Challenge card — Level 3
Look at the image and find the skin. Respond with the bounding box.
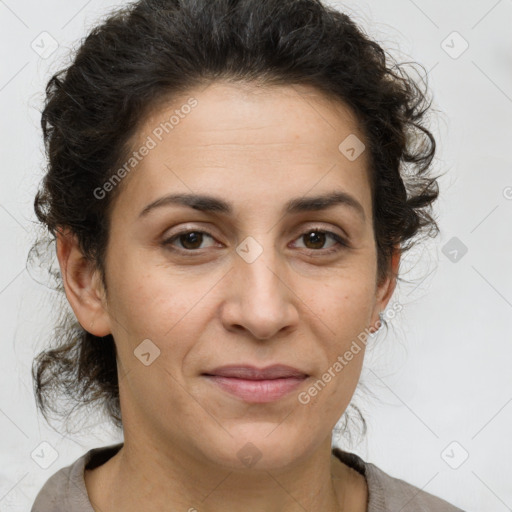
[57,81,399,512]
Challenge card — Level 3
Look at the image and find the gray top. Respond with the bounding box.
[31,443,465,511]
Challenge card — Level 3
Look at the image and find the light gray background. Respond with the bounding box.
[1,1,511,510]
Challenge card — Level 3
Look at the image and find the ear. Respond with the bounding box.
[369,246,401,332]
[56,228,112,337]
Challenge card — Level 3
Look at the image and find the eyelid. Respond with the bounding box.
[161,223,350,254]
[161,228,219,252]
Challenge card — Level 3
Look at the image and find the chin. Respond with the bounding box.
[196,424,311,471]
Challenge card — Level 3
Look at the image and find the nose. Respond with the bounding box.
[219,241,299,341]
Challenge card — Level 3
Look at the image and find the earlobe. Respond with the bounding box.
[56,228,112,337]
[371,246,401,330]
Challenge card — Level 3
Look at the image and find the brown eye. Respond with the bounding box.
[162,230,216,251]
[161,227,348,256]
[303,231,328,250]
[293,228,347,254]
[178,231,203,250]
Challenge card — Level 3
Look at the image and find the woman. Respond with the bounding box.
[30,0,463,510]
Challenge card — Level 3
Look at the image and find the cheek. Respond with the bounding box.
[106,254,220,376]
[295,344,365,437]
[107,252,196,334]
[307,272,376,341]
[300,275,373,396]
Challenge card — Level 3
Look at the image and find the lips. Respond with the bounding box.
[203,364,308,380]
[202,364,308,403]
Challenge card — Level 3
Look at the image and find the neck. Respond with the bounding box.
[85,432,363,512]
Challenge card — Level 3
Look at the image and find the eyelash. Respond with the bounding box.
[161,226,349,256]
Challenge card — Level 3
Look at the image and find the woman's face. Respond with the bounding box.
[93,81,397,469]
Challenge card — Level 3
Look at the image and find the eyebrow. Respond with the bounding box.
[138,191,366,221]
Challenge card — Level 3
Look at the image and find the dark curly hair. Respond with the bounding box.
[31,0,442,439]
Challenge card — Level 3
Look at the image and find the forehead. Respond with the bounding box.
[114,81,372,220]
